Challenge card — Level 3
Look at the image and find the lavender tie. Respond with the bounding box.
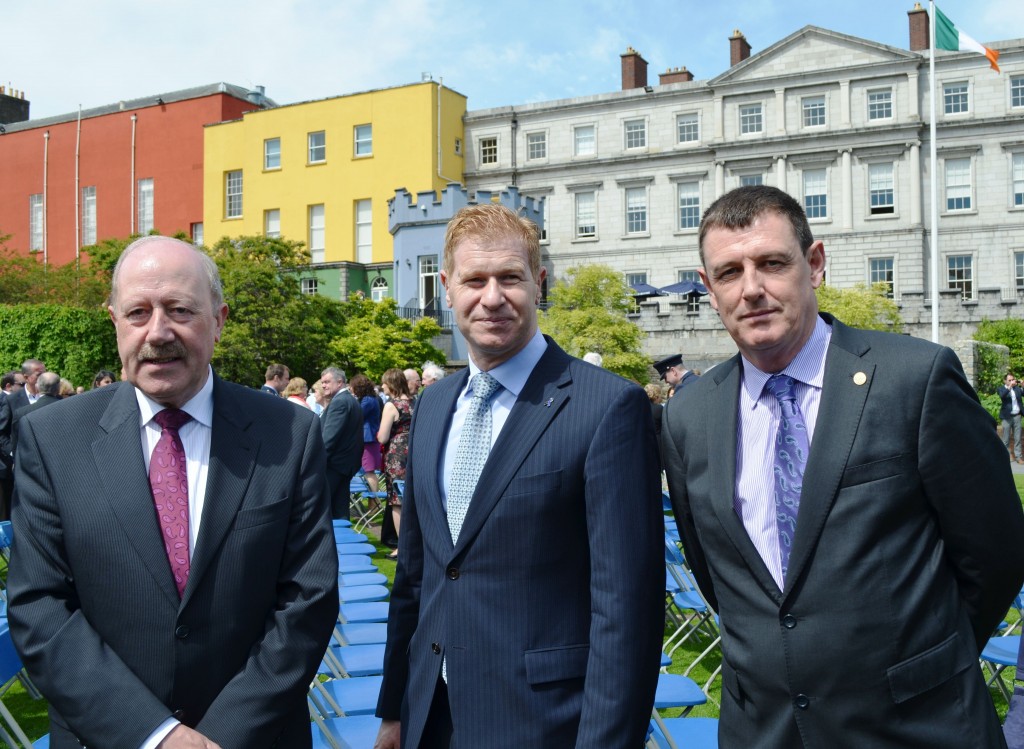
[765,375,808,582]
[150,408,192,598]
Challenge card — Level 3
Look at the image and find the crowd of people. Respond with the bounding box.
[1,190,1023,748]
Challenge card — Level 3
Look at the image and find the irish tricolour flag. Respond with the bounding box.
[934,5,1000,72]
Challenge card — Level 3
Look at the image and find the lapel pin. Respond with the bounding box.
[545,397,554,407]
[853,371,867,386]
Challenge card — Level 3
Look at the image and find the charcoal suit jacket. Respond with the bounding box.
[8,377,339,748]
[663,315,1024,748]
[377,338,664,748]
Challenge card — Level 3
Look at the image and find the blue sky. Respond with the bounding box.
[4,0,1022,121]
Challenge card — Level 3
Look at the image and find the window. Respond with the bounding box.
[301,278,319,296]
[1013,153,1024,207]
[945,158,972,211]
[869,163,895,215]
[527,132,546,160]
[574,125,595,156]
[947,255,973,299]
[803,169,827,219]
[678,270,702,313]
[677,182,700,230]
[537,199,548,243]
[575,192,596,238]
[479,137,498,165]
[943,82,969,115]
[354,124,372,156]
[740,174,763,187]
[869,257,895,297]
[138,178,155,231]
[355,199,372,264]
[191,223,203,246]
[371,275,389,302]
[624,119,646,149]
[802,96,826,128]
[454,138,463,155]
[308,131,326,163]
[224,172,241,219]
[1012,76,1024,109]
[740,104,763,134]
[626,272,648,287]
[264,209,280,238]
[264,138,280,170]
[309,204,324,263]
[868,89,892,120]
[419,256,439,310]
[625,187,647,234]
[1015,251,1024,291]
[676,113,699,143]
[81,186,96,245]
[29,194,43,251]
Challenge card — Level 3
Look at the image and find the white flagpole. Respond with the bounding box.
[929,0,940,343]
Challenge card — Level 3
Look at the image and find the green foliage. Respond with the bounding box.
[0,247,110,309]
[974,318,1024,381]
[816,282,902,332]
[540,264,650,382]
[328,296,445,381]
[0,304,119,386]
[979,392,1001,423]
[973,340,1009,396]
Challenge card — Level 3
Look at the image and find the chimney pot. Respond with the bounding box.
[908,3,930,51]
[621,47,649,90]
[730,30,752,66]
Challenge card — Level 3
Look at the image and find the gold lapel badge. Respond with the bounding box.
[853,371,868,386]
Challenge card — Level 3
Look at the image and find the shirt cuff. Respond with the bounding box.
[139,717,179,749]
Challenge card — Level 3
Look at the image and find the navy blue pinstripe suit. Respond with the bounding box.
[377,338,664,748]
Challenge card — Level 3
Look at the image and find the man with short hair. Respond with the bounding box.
[662,185,1024,748]
[421,361,445,387]
[7,359,45,414]
[8,236,338,749]
[999,372,1023,464]
[376,203,663,749]
[653,353,698,390]
[261,363,289,396]
[404,368,421,396]
[320,366,363,520]
[11,372,62,457]
[1,371,25,396]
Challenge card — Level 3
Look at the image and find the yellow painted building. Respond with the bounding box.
[203,80,466,299]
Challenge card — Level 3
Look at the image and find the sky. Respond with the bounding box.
[3,0,1023,122]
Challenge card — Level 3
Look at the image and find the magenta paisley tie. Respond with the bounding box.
[150,408,192,598]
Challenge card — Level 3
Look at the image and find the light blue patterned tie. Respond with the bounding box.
[765,374,809,582]
[447,372,501,544]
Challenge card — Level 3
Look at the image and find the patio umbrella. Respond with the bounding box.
[658,280,708,296]
[629,282,668,299]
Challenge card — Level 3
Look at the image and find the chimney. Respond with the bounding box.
[659,66,695,85]
[247,84,266,107]
[621,47,649,90]
[908,2,930,51]
[730,29,752,66]
[0,85,30,125]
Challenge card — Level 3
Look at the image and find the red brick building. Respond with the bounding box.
[0,83,267,267]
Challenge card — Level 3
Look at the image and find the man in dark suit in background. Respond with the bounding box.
[376,204,663,749]
[261,363,289,397]
[663,186,1024,748]
[999,372,1023,464]
[8,236,338,749]
[6,359,45,415]
[10,371,62,457]
[320,366,363,520]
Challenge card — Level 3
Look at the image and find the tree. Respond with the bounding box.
[540,264,650,381]
[974,318,1024,385]
[328,295,445,381]
[0,245,110,309]
[815,282,902,332]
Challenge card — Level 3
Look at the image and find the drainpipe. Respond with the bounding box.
[130,114,138,234]
[75,105,82,273]
[510,108,518,187]
[42,130,49,270]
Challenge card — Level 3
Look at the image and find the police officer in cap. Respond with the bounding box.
[653,354,699,392]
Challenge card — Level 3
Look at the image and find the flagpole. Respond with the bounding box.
[929,0,940,343]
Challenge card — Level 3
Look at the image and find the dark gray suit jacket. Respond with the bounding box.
[663,315,1024,748]
[321,390,363,518]
[378,338,664,748]
[8,378,339,749]
[11,394,61,457]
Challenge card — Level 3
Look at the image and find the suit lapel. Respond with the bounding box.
[451,343,571,557]
[93,383,181,606]
[414,370,467,550]
[707,358,783,601]
[183,378,256,605]
[783,321,872,596]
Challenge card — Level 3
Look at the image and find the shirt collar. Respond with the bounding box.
[135,365,215,428]
[466,330,548,399]
[740,315,832,406]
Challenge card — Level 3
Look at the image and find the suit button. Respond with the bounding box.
[795,694,810,710]
[174,625,190,639]
[172,709,186,721]
[446,567,459,580]
[782,614,797,629]
[431,642,441,654]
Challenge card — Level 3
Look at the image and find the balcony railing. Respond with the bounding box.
[397,305,454,329]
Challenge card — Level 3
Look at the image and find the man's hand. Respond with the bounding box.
[158,725,222,749]
[373,719,401,749]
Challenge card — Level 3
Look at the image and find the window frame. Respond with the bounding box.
[868,162,895,216]
[943,81,970,116]
[574,191,597,239]
[308,131,326,164]
[138,177,155,231]
[479,136,498,165]
[223,172,241,220]
[676,113,699,144]
[81,185,97,246]
[946,254,974,300]
[624,186,648,235]
[802,168,828,220]
[1015,251,1024,291]
[264,208,281,239]
[573,124,596,157]
[739,103,763,135]
[308,204,325,263]
[623,118,647,150]
[301,278,319,296]
[802,95,826,129]
[1011,76,1024,109]
[867,88,893,122]
[944,157,973,212]
[264,137,281,170]
[526,131,547,161]
[868,256,895,298]
[1012,152,1024,208]
[355,199,372,264]
[29,194,43,251]
[677,182,701,231]
[354,124,372,157]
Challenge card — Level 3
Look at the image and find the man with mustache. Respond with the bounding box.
[8,235,339,748]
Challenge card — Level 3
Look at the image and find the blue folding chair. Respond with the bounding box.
[310,713,382,749]
[339,602,390,624]
[309,674,383,719]
[339,573,387,588]
[335,622,388,646]
[338,585,389,604]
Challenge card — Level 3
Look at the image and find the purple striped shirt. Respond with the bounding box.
[734,316,832,589]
